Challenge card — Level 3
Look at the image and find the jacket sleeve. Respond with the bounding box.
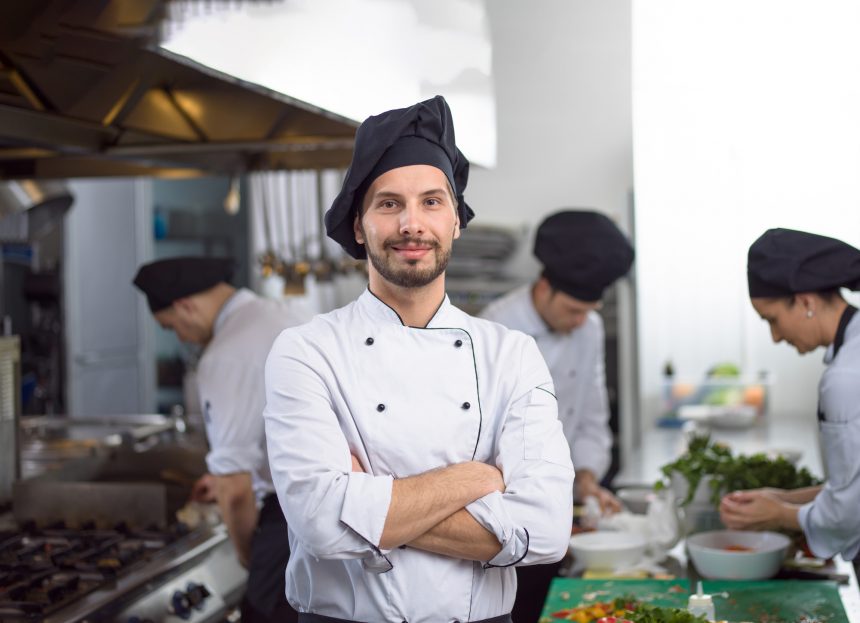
[197,357,266,477]
[465,336,575,567]
[568,315,613,480]
[263,330,394,571]
[797,367,860,560]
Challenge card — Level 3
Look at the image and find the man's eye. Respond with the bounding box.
[380,200,398,209]
[425,198,440,206]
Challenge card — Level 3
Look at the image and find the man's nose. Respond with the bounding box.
[399,204,425,236]
[770,326,782,343]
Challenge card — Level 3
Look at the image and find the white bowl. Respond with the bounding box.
[568,531,647,570]
[616,487,656,515]
[686,529,791,580]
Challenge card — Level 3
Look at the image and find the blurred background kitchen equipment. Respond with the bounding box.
[2,442,247,622]
[18,412,191,478]
[0,335,21,508]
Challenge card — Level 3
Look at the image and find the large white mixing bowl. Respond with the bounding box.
[686,529,791,580]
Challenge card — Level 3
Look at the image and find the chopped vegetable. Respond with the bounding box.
[622,603,709,623]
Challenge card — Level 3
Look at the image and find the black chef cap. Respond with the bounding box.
[325,95,474,259]
[747,228,860,298]
[534,210,635,302]
[133,257,235,313]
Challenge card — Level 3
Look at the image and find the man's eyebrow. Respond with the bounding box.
[372,191,402,199]
[371,188,449,198]
[418,188,448,197]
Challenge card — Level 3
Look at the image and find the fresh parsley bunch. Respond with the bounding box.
[654,435,820,506]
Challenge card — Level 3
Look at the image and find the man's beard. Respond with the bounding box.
[365,235,452,288]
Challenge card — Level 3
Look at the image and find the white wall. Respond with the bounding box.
[468,0,637,458]
[468,0,633,281]
[633,0,860,424]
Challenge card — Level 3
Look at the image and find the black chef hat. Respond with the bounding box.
[747,228,860,298]
[325,95,474,259]
[133,257,235,313]
[534,210,635,302]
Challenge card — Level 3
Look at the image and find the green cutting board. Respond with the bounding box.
[540,578,690,620]
[702,580,849,623]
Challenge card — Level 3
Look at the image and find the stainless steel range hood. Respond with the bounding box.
[0,0,358,180]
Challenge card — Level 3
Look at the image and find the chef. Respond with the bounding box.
[263,95,574,623]
[133,257,309,623]
[720,228,860,564]
[481,210,634,513]
[480,211,633,621]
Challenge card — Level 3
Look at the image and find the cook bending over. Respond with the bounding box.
[720,228,860,563]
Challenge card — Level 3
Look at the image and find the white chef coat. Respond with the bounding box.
[198,288,311,503]
[798,308,860,560]
[263,288,574,623]
[480,285,612,480]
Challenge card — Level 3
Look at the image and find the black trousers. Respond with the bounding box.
[510,561,563,623]
[240,494,299,623]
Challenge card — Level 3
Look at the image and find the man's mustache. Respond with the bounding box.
[383,237,440,250]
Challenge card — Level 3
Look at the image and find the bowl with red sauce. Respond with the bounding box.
[686,529,791,580]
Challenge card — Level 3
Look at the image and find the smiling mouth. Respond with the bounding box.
[387,238,437,258]
[392,246,432,260]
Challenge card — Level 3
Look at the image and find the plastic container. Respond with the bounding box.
[687,581,715,620]
[662,372,771,424]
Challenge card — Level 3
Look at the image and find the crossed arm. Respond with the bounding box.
[351,455,504,561]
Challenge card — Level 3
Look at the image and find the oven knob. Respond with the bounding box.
[186,582,211,610]
[169,590,193,620]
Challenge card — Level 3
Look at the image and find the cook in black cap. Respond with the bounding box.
[483,210,633,492]
[133,255,309,623]
[721,228,860,565]
[480,209,633,621]
[263,96,574,623]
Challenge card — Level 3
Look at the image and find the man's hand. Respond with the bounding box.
[190,473,217,504]
[575,470,621,515]
[720,489,799,531]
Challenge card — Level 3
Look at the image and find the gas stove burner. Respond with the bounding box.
[0,524,187,620]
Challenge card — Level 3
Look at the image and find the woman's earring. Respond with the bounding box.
[807,309,814,318]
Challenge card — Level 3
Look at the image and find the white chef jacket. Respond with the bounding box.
[263,289,574,622]
[798,309,860,560]
[480,285,612,480]
[198,288,311,503]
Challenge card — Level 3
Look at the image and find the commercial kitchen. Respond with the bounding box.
[1,1,860,622]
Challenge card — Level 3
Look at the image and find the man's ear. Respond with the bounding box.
[354,212,365,245]
[534,277,553,299]
[174,297,195,314]
[796,292,816,313]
